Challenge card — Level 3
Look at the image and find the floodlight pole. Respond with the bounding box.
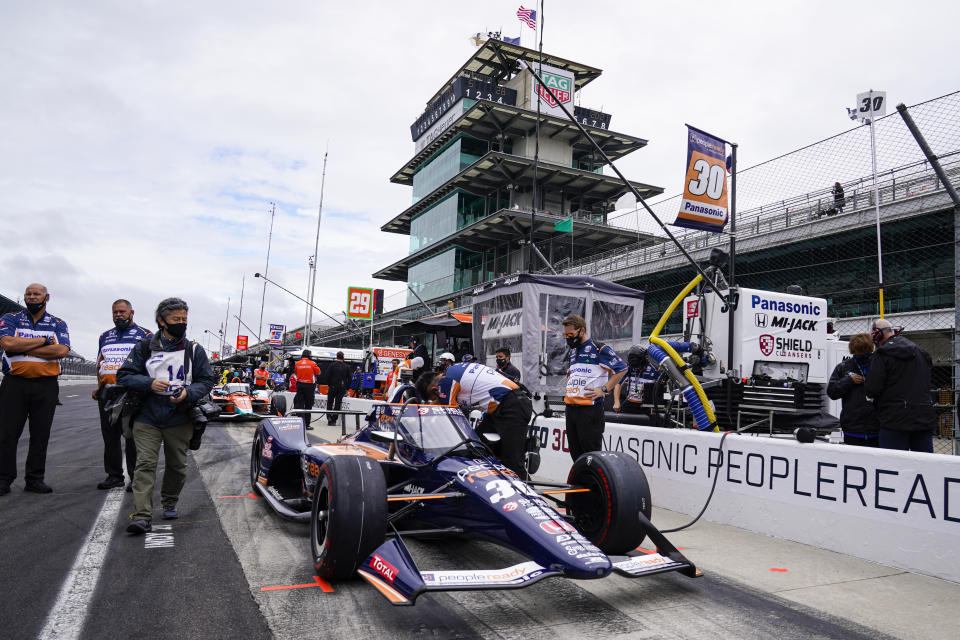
[307,148,328,347]
[236,274,245,344]
[258,202,276,341]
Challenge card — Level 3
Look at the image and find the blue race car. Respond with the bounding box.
[249,400,699,605]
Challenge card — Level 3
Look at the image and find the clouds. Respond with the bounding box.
[1,1,956,358]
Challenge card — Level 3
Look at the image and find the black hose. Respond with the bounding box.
[661,430,730,533]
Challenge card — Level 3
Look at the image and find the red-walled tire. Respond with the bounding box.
[566,451,652,554]
[310,455,387,580]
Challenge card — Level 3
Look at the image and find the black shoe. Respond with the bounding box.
[126,482,133,493]
[24,482,53,494]
[126,519,151,534]
[0,485,10,496]
[305,425,314,430]
[97,476,125,490]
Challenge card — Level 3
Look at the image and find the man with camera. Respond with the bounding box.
[116,298,214,534]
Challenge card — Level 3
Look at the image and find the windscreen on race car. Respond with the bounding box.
[376,406,472,456]
[223,383,251,395]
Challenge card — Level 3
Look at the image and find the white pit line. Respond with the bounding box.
[37,489,125,640]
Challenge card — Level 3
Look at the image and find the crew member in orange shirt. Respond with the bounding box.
[253,363,271,389]
[293,350,321,430]
[383,358,400,395]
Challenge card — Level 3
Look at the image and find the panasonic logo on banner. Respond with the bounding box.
[751,295,821,316]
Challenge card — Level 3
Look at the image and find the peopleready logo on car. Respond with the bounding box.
[420,561,550,586]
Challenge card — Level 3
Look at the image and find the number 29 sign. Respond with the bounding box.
[346,286,374,319]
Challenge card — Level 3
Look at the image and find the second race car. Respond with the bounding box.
[211,382,287,420]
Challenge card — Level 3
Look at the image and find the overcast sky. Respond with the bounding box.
[2,1,957,360]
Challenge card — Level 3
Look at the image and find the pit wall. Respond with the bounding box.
[286,393,960,583]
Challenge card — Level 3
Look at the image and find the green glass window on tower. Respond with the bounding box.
[411,135,489,203]
[409,190,509,253]
[407,247,485,306]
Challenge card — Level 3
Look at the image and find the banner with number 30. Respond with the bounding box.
[674,125,729,233]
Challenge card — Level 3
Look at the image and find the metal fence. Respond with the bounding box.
[569,91,960,454]
[339,92,960,454]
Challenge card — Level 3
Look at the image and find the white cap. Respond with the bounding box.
[439,352,455,362]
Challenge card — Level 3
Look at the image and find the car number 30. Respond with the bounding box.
[687,158,724,200]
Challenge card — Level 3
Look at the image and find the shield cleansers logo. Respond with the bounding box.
[537,72,571,107]
[759,334,774,357]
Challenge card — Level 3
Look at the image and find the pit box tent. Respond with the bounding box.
[471,274,644,397]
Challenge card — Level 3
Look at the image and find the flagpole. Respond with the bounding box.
[868,90,885,318]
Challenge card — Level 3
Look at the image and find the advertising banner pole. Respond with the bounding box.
[870,109,885,318]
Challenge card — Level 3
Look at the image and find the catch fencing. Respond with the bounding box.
[344,93,960,454]
[567,91,960,454]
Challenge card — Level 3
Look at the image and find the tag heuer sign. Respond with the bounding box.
[530,63,575,117]
[537,71,572,107]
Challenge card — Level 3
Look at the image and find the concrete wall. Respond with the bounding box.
[284,393,960,583]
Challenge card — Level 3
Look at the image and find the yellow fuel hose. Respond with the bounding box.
[649,275,719,432]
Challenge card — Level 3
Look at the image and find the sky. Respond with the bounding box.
[1,0,957,360]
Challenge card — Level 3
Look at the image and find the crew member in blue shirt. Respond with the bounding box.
[561,314,626,462]
[0,283,71,495]
[92,299,151,490]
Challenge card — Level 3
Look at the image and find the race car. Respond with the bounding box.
[211,383,286,420]
[249,400,699,605]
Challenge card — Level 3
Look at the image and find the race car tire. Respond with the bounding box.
[269,394,287,417]
[311,455,387,580]
[566,451,651,554]
[249,429,264,492]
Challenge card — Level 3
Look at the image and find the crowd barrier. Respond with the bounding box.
[284,393,960,583]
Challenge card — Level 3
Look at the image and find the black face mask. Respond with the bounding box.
[565,334,582,349]
[114,317,131,330]
[26,301,45,315]
[495,358,507,368]
[164,323,187,339]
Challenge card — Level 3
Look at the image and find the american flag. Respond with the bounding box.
[517,6,537,30]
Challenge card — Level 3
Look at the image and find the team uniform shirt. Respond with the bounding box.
[253,367,270,387]
[620,364,658,404]
[96,324,150,384]
[294,358,321,384]
[384,367,399,391]
[288,374,297,392]
[0,310,71,378]
[437,362,519,413]
[565,338,626,406]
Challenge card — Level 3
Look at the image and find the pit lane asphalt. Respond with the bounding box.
[0,384,903,639]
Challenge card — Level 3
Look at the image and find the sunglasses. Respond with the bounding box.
[563,331,580,338]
